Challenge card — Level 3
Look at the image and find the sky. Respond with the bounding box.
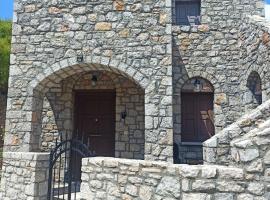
[0,0,13,20]
[0,0,270,20]
[266,0,270,19]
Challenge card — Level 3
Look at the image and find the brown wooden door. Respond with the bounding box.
[74,90,116,156]
[72,90,116,181]
[181,93,214,142]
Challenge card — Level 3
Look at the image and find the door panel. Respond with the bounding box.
[197,94,214,141]
[181,93,214,142]
[182,94,197,141]
[74,90,116,156]
[72,90,116,181]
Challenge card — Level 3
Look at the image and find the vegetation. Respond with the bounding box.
[0,20,12,91]
[0,20,11,172]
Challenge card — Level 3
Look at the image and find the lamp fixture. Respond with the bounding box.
[77,53,84,63]
[91,74,98,86]
[121,110,127,120]
[193,78,202,92]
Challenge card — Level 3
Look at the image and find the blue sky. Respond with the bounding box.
[0,0,270,20]
[0,0,13,20]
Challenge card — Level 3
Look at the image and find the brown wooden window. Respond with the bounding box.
[181,78,215,142]
[175,0,201,25]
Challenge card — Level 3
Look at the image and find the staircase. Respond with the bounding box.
[203,99,270,166]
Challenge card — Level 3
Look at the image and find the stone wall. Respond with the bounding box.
[5,0,267,164]
[80,157,270,200]
[203,15,270,166]
[231,120,270,177]
[40,71,145,159]
[239,16,270,103]
[172,0,265,163]
[172,25,236,163]
[0,152,49,200]
[172,0,264,27]
[7,0,173,162]
[204,99,270,165]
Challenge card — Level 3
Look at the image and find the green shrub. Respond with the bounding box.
[0,20,12,91]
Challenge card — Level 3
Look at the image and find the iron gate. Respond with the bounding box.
[47,136,93,200]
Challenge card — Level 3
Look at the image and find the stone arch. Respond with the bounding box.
[27,56,150,152]
[29,56,150,94]
[181,76,214,93]
[174,71,220,94]
[173,72,222,139]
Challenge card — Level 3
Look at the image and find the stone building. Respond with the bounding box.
[0,0,270,199]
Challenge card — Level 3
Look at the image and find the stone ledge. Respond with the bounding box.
[83,157,244,180]
[80,157,268,200]
[3,152,50,161]
[172,24,210,33]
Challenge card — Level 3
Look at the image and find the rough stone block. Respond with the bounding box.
[95,23,112,31]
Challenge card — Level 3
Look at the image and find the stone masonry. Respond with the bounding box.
[204,16,270,166]
[3,0,267,164]
[80,157,270,200]
[172,0,266,163]
[0,152,49,200]
[0,0,270,199]
[40,71,145,159]
[6,0,173,162]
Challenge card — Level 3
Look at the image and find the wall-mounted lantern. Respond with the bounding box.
[193,78,202,92]
[121,110,127,120]
[121,105,127,122]
[77,53,84,63]
[91,74,98,86]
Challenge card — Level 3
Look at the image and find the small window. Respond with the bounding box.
[175,0,201,25]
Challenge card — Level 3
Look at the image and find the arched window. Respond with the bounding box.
[246,71,262,107]
[181,77,215,143]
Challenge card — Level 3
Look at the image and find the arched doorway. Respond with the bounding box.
[245,71,262,111]
[40,70,146,158]
[174,77,215,164]
[29,61,147,198]
[181,77,215,143]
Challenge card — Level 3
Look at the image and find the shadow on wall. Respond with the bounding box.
[172,37,206,165]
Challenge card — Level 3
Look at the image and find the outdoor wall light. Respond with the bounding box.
[193,78,202,92]
[77,54,84,62]
[91,74,98,86]
[121,110,127,120]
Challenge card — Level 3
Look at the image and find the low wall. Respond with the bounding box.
[0,152,50,200]
[80,157,270,200]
